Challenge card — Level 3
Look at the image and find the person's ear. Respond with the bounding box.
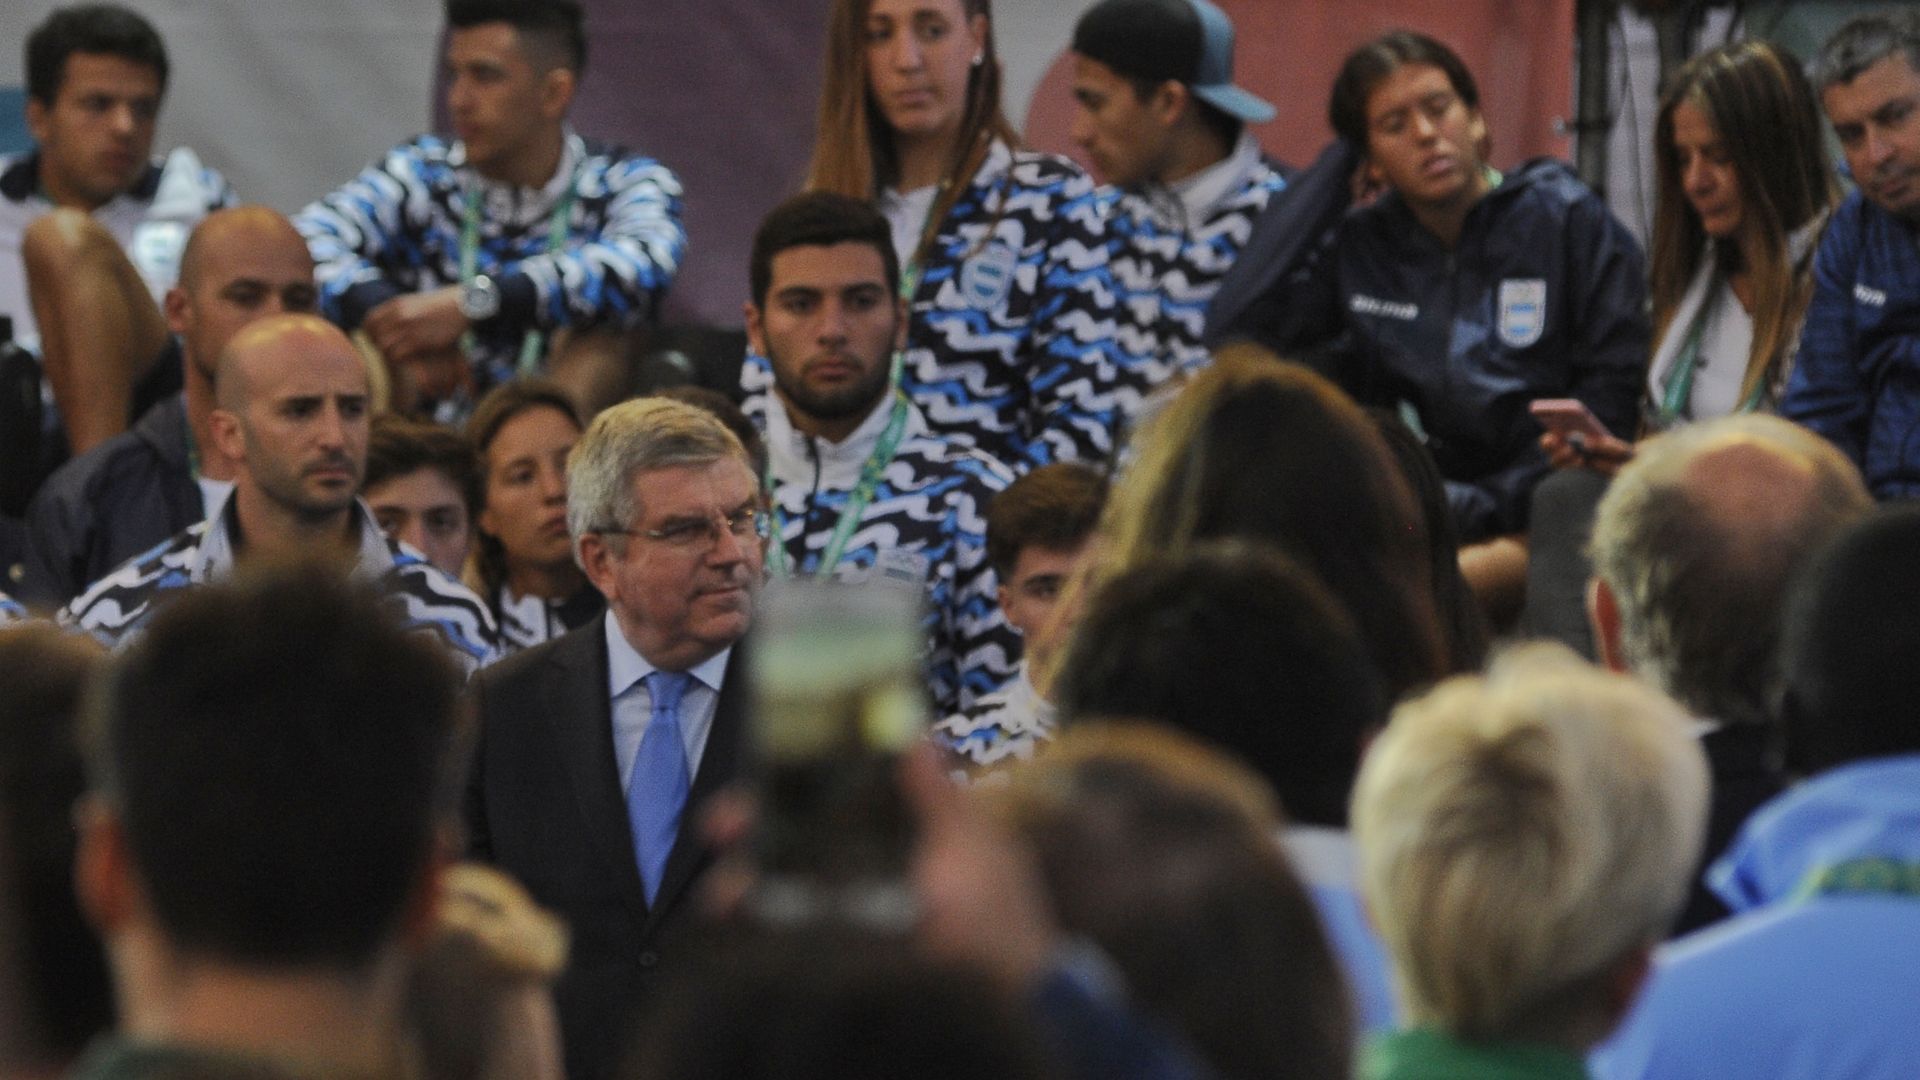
[209,407,246,466]
[577,532,618,598]
[1153,80,1188,126]
[164,286,191,337]
[743,300,767,358]
[73,797,136,936]
[1588,577,1627,673]
[891,296,909,352]
[1468,109,1491,163]
[23,97,49,146]
[397,828,455,951]
[540,66,576,122]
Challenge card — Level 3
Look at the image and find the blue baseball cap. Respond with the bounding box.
[1072,0,1276,125]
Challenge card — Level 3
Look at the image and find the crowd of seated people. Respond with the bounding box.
[1,0,1919,1078]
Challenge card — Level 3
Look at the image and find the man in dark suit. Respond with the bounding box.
[465,395,765,1080]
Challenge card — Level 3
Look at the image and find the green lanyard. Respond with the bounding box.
[458,170,578,377]
[1656,288,1767,427]
[765,382,912,580]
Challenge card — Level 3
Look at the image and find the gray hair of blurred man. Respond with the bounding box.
[1808,10,1920,93]
[1352,644,1710,1045]
[1586,413,1870,729]
[564,397,752,560]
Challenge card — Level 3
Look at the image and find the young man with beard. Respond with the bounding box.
[748,192,1018,714]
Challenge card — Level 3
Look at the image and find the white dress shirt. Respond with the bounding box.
[604,614,731,791]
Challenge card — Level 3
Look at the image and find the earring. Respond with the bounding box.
[971,53,984,67]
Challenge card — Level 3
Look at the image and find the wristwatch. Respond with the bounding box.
[459,274,501,322]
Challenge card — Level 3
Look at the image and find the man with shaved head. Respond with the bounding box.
[20,206,316,609]
[60,314,498,671]
[1587,412,1872,931]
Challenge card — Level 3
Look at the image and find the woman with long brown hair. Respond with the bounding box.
[740,0,1129,472]
[1526,41,1835,652]
[1544,39,1836,472]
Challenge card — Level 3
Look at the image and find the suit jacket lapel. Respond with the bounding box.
[645,643,752,932]
[544,620,652,929]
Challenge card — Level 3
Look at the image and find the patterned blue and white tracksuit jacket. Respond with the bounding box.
[59,495,500,676]
[295,130,685,393]
[1103,136,1288,389]
[746,141,1131,472]
[763,394,1019,714]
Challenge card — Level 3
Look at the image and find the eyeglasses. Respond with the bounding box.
[597,505,770,551]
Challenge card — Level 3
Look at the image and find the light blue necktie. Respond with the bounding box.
[627,670,693,906]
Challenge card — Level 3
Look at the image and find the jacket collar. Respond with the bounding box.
[1364,1029,1589,1080]
[0,151,164,204]
[1168,129,1267,227]
[448,128,585,226]
[132,392,193,468]
[192,492,395,585]
[763,387,928,492]
[1708,753,1920,914]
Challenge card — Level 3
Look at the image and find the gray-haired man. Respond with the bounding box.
[464,396,762,1080]
[1587,413,1871,932]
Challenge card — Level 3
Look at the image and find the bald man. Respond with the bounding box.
[60,314,499,671]
[19,207,317,608]
[1587,413,1872,933]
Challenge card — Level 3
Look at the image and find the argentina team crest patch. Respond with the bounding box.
[959,243,1018,311]
[1497,278,1547,348]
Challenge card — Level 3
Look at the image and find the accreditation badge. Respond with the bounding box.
[959,243,1018,311]
[1497,278,1548,348]
[873,548,931,589]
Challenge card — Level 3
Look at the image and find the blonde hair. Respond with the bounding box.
[1351,644,1709,1041]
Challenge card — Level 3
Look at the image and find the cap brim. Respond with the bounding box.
[1193,83,1276,124]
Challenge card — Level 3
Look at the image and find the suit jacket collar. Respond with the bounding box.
[543,619,751,929]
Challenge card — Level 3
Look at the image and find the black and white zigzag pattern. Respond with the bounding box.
[296,133,684,392]
[60,520,500,676]
[769,430,1018,715]
[929,665,1055,779]
[1105,163,1287,389]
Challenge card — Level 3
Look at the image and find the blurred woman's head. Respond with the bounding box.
[1100,346,1444,699]
[989,724,1354,1080]
[1056,543,1386,828]
[809,0,1015,227]
[1655,40,1829,253]
[466,379,585,599]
